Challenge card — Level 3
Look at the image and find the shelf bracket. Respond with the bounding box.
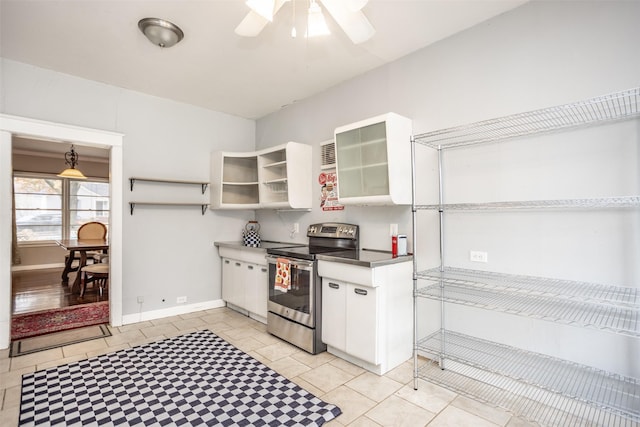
[130,202,135,215]
[201,204,208,215]
[130,178,136,191]
[201,183,208,194]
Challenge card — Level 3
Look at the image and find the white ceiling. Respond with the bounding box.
[1,0,527,122]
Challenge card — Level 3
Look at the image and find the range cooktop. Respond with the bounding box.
[266,245,358,261]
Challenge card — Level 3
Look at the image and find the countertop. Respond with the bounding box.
[316,249,412,268]
[214,241,305,251]
[215,241,411,267]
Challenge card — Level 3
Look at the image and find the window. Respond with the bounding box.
[14,173,109,243]
[69,181,110,239]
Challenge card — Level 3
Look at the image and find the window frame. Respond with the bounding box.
[13,171,110,246]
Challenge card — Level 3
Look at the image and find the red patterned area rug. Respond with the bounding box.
[11,301,109,340]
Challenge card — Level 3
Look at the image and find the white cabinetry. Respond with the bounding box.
[211,142,312,210]
[319,259,412,375]
[412,87,640,426]
[222,259,245,308]
[321,281,346,351]
[219,246,269,323]
[322,280,379,364]
[246,263,268,319]
[211,153,259,209]
[334,113,412,205]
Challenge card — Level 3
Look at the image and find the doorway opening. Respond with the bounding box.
[0,114,124,350]
[11,137,111,340]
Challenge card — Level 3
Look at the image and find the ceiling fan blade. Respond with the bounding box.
[235,0,290,37]
[235,11,269,37]
[320,0,375,44]
[347,0,368,11]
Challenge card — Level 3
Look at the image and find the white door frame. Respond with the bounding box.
[0,114,124,349]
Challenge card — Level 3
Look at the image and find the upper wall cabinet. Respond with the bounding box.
[334,113,413,206]
[211,142,312,210]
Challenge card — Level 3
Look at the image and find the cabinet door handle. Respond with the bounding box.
[248,265,254,270]
[261,268,267,273]
[224,260,230,264]
[235,262,241,266]
[354,288,368,296]
[328,282,340,289]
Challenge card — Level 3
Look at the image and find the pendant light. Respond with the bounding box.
[57,145,87,179]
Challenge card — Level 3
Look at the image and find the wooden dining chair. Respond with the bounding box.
[80,262,109,297]
[64,221,108,268]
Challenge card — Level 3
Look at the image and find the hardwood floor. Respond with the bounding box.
[11,267,109,316]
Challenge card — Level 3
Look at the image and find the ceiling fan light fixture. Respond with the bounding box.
[138,17,184,48]
[246,0,277,21]
[320,0,375,44]
[306,1,330,38]
[347,0,369,11]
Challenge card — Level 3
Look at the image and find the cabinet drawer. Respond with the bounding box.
[219,246,267,265]
[318,260,377,287]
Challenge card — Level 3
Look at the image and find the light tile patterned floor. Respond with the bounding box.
[0,307,535,426]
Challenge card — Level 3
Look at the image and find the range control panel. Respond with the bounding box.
[307,223,358,239]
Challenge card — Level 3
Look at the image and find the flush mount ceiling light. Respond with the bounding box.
[138,17,184,48]
[235,0,375,44]
[57,145,87,179]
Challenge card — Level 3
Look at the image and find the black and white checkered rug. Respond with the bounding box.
[19,329,341,426]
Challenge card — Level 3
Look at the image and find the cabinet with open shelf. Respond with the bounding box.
[211,142,311,210]
[411,87,640,426]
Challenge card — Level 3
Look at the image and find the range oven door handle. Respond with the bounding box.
[266,255,314,271]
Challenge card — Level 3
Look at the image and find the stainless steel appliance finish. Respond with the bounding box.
[266,223,359,354]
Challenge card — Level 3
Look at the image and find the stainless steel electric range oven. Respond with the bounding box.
[266,223,359,354]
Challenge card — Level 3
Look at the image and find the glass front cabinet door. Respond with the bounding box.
[334,113,412,205]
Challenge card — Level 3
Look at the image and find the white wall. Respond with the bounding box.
[254,0,640,378]
[1,59,256,318]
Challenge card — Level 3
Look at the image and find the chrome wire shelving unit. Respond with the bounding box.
[414,87,639,149]
[418,348,639,427]
[416,196,640,211]
[418,331,640,426]
[411,87,640,426]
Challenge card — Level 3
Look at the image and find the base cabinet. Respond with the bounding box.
[319,260,411,375]
[222,258,245,309]
[322,280,378,364]
[221,256,268,323]
[245,264,268,319]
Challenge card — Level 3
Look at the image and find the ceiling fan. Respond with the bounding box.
[235,0,375,44]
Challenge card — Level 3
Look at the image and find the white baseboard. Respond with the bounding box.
[11,263,65,272]
[121,299,226,326]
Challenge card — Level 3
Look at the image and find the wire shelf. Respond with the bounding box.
[415,196,640,211]
[413,87,640,149]
[416,282,639,337]
[418,331,640,425]
[418,267,639,308]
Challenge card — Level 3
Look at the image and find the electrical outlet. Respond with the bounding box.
[390,223,398,236]
[176,296,187,304]
[470,251,488,263]
[293,223,299,233]
[137,296,144,304]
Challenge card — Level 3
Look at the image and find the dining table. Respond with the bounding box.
[56,238,109,295]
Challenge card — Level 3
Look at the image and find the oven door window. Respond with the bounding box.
[268,259,312,314]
